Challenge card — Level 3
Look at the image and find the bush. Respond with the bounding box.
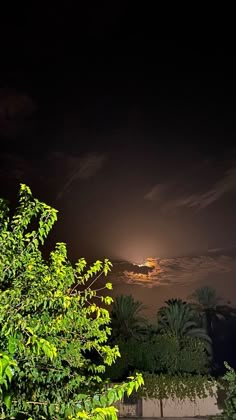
[107,333,209,381]
[220,363,236,419]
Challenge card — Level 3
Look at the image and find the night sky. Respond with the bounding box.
[0,6,235,316]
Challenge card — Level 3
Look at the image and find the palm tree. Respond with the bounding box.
[157,299,211,353]
[190,286,232,338]
[191,286,221,309]
[111,295,148,341]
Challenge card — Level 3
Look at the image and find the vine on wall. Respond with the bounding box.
[139,374,216,402]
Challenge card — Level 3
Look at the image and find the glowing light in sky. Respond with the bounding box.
[145,258,157,268]
[137,258,157,268]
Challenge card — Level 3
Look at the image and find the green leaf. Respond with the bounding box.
[4,394,11,409]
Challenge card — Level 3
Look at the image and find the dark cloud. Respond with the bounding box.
[185,166,236,209]
[0,88,35,137]
[145,165,236,211]
[56,152,106,199]
[112,261,153,276]
[144,184,167,201]
[208,247,227,254]
[0,151,106,201]
[0,153,35,184]
[110,255,235,288]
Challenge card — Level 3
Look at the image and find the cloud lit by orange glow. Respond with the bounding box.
[124,258,163,286]
[110,255,235,289]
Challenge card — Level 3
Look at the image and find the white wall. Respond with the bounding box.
[161,384,221,418]
[119,384,222,417]
[142,398,161,417]
[116,400,137,417]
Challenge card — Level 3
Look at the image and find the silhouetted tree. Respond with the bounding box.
[111,295,147,341]
[190,286,235,338]
[157,299,212,354]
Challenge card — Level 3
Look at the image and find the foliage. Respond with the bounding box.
[190,287,236,375]
[139,373,216,402]
[191,286,222,310]
[150,334,210,374]
[110,295,147,341]
[0,184,143,419]
[69,374,144,420]
[107,333,209,381]
[220,363,236,419]
[157,299,212,353]
[190,286,235,338]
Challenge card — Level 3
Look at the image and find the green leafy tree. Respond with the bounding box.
[157,299,212,353]
[107,333,209,381]
[149,334,209,374]
[110,295,147,341]
[0,185,143,419]
[220,363,236,419]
